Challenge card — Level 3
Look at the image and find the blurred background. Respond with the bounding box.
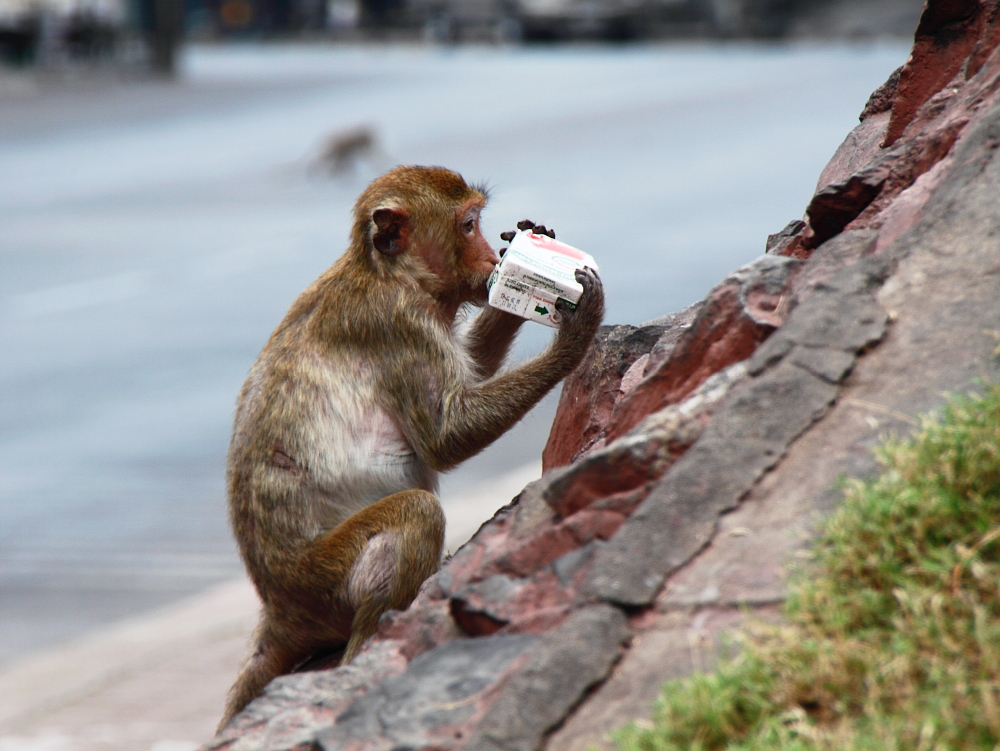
[1,0,919,737]
[0,0,924,73]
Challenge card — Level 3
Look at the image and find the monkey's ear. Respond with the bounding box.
[371,207,409,256]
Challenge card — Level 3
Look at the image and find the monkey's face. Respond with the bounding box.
[454,203,499,303]
[360,167,497,311]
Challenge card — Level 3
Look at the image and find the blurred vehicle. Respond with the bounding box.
[0,5,40,63]
[0,0,191,75]
[676,0,922,39]
[63,6,119,55]
[208,0,326,35]
[408,0,724,42]
[707,0,797,38]
[513,0,708,40]
[412,0,517,42]
[136,0,184,73]
[0,0,125,65]
[405,0,918,42]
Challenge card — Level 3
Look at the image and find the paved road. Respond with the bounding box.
[0,40,908,667]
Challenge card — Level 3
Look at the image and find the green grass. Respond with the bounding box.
[615,383,1000,751]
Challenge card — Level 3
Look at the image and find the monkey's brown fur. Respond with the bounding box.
[220,166,604,728]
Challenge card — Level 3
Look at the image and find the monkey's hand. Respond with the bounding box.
[500,220,556,246]
[555,266,604,353]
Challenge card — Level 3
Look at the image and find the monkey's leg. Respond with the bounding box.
[219,614,308,730]
[220,490,443,730]
[326,489,445,663]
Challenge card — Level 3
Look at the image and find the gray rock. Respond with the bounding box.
[765,219,806,254]
[789,346,857,383]
[586,356,841,606]
[461,605,629,751]
[318,635,538,751]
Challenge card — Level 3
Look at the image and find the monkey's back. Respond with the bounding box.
[226,271,444,587]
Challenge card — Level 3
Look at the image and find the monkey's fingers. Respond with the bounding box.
[574,267,604,302]
[574,266,598,287]
[514,220,557,239]
[499,230,516,242]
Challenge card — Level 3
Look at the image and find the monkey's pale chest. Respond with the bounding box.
[302,375,437,520]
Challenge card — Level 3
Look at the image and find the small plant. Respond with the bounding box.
[615,383,1000,751]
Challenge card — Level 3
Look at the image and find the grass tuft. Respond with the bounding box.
[614,384,1000,751]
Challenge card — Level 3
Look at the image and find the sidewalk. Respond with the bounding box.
[0,463,540,751]
[0,578,257,751]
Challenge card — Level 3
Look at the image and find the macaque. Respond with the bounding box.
[314,125,382,175]
[219,166,604,728]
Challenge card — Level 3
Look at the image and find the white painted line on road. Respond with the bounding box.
[10,271,152,319]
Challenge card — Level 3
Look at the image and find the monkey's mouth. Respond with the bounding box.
[467,269,493,301]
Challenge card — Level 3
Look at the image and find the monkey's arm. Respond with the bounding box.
[392,360,569,472]
[465,307,525,381]
[397,268,604,471]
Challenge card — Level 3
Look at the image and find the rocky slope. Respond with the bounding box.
[210,2,1000,748]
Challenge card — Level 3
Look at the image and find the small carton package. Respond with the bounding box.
[487,231,598,328]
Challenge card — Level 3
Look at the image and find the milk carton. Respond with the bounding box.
[487,231,598,328]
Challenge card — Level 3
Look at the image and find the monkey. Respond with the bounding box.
[311,125,389,176]
[219,166,604,729]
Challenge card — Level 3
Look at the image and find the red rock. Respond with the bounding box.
[563,510,625,543]
[617,355,649,397]
[449,571,575,637]
[489,524,581,578]
[802,170,886,249]
[590,485,657,516]
[543,437,665,518]
[375,600,462,661]
[814,112,891,195]
[606,284,747,441]
[438,539,487,590]
[874,154,954,252]
[449,600,507,636]
[766,220,807,256]
[542,324,667,471]
[802,110,969,250]
[605,259,796,445]
[640,305,703,376]
[885,0,987,146]
[478,506,627,582]
[849,115,968,228]
[967,2,1000,77]
[859,66,902,122]
[498,607,571,635]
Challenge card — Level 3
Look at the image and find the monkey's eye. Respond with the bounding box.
[462,217,476,235]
